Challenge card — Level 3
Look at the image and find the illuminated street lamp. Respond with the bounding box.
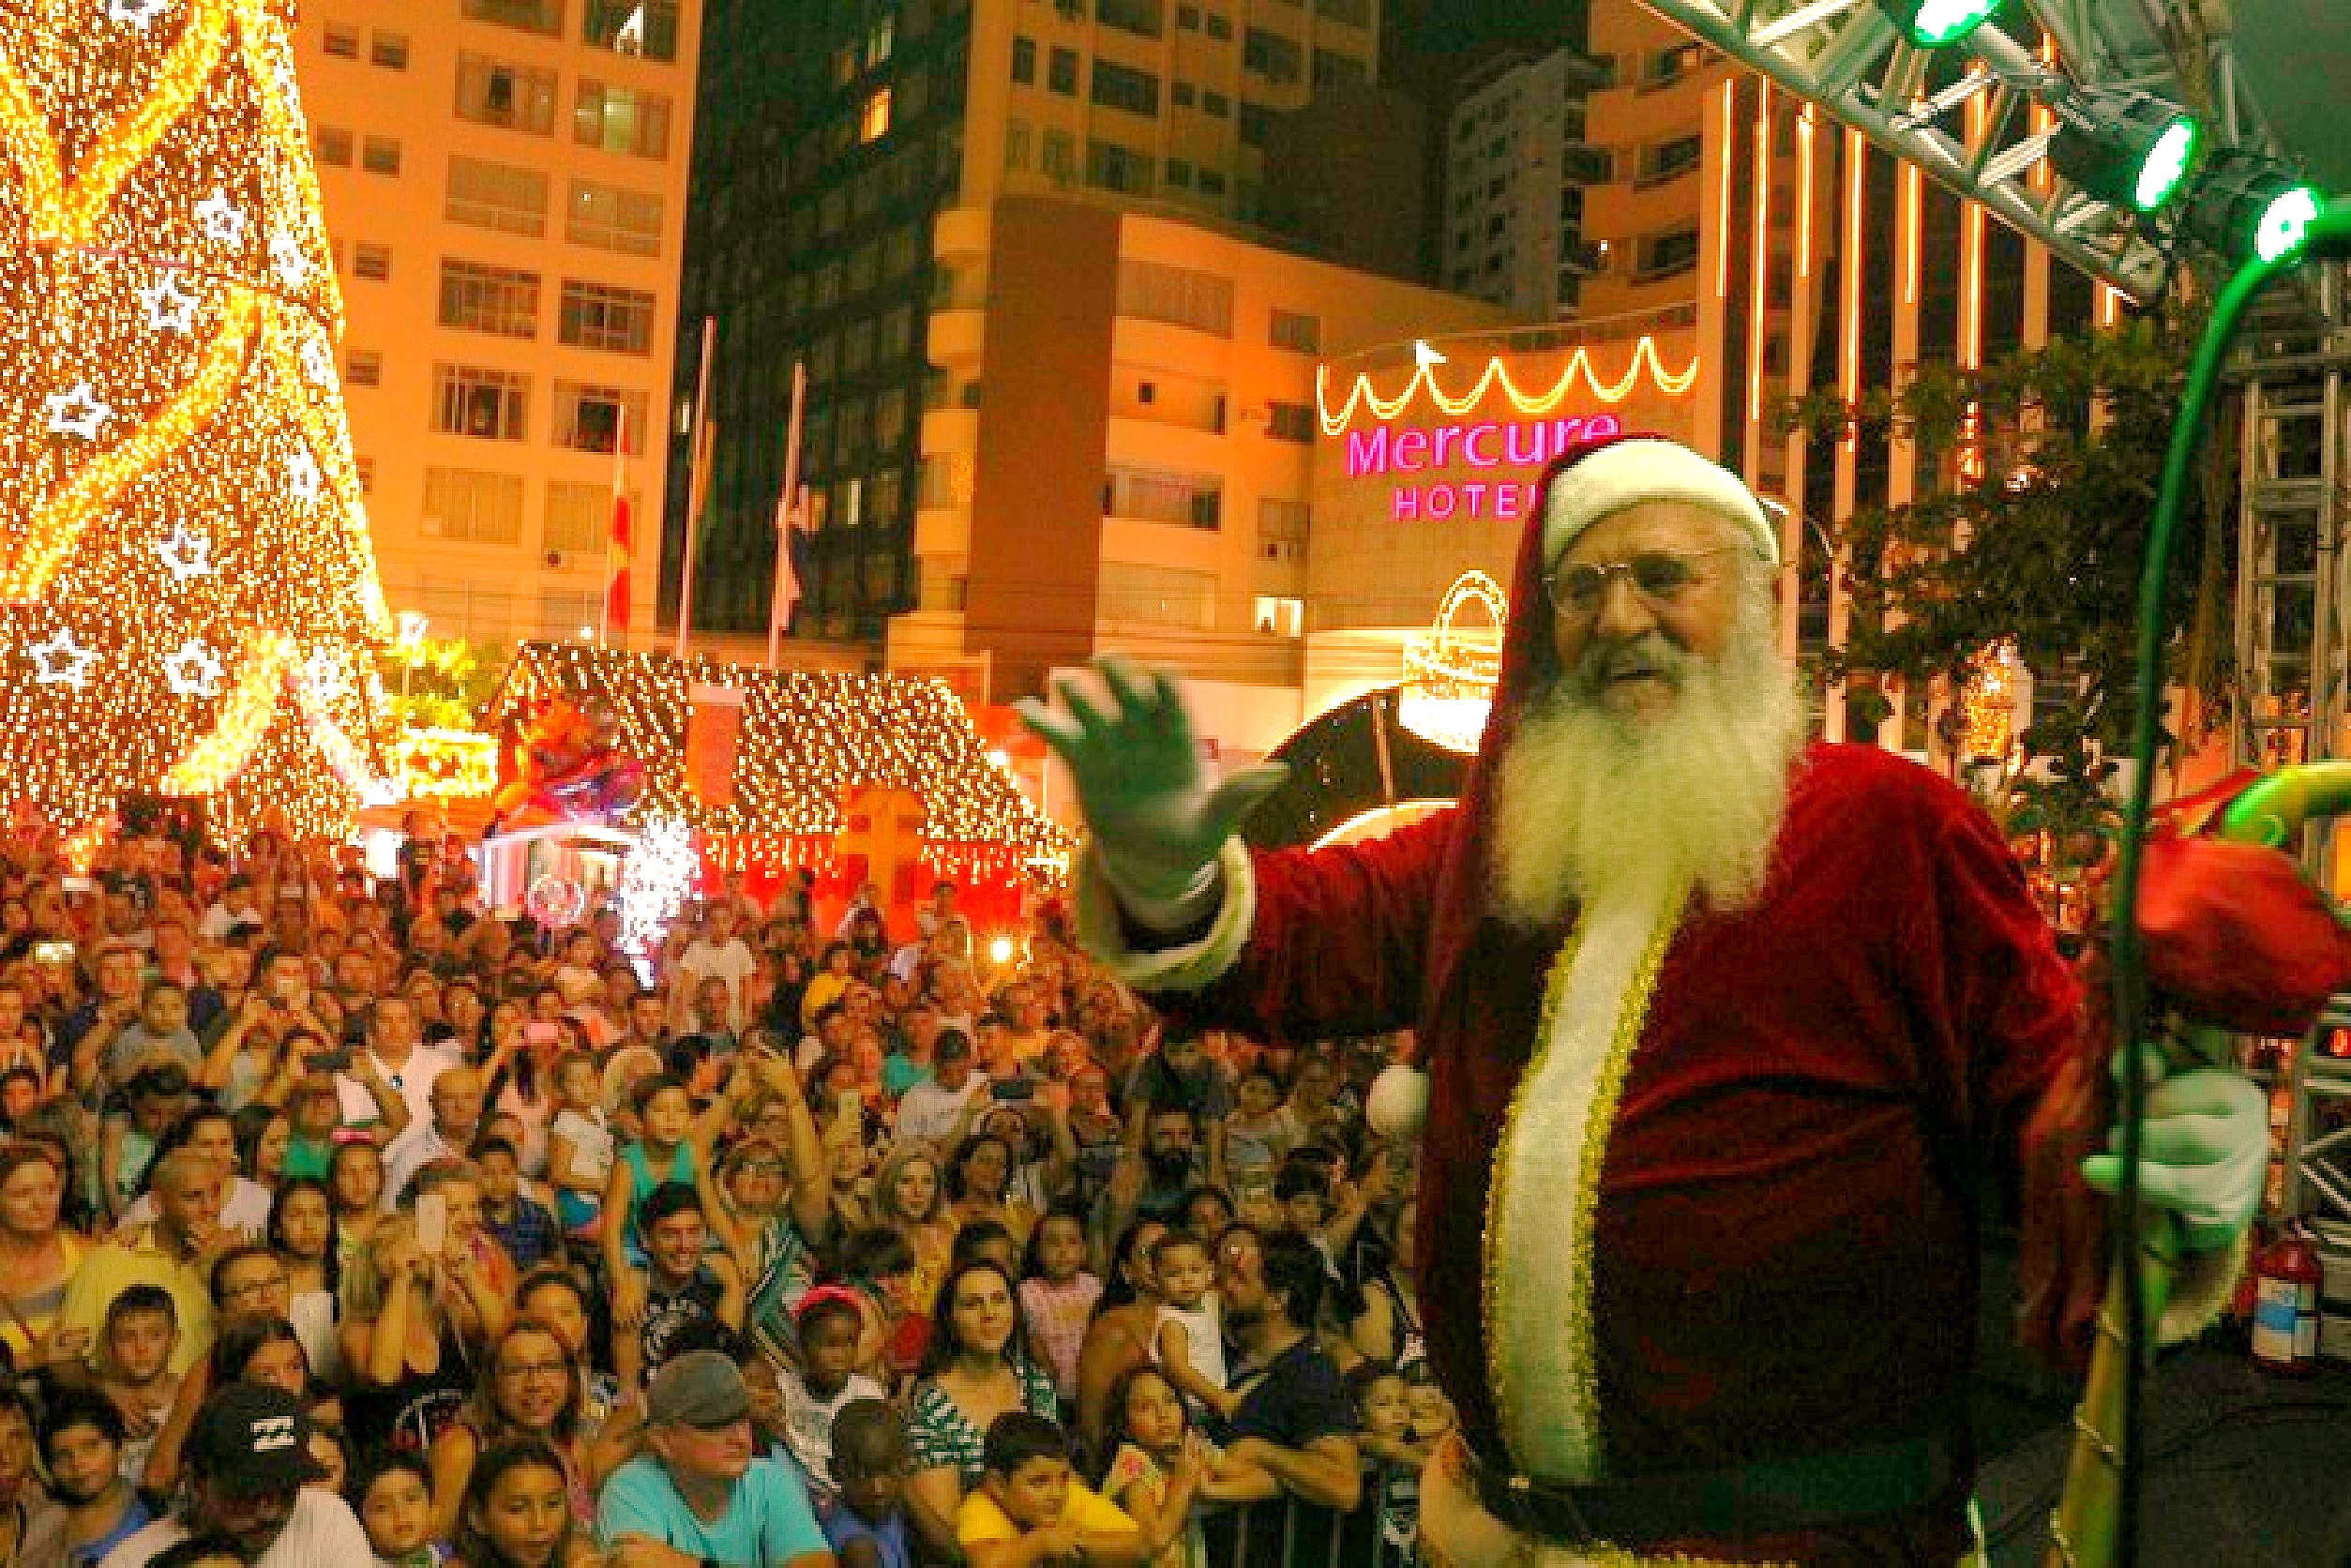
[1876,0,2002,48]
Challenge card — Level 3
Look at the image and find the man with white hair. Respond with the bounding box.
[1019,433,2343,1564]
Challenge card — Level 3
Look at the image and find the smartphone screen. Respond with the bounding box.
[414,1192,447,1256]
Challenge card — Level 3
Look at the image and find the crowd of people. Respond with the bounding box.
[0,823,1447,1567]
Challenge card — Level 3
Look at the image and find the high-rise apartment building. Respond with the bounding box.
[1439,47,1607,319]
[295,0,701,647]
[675,0,1385,649]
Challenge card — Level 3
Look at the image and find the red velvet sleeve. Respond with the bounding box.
[1898,796,2108,1370]
[1156,807,1461,1044]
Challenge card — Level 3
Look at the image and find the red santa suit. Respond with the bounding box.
[1074,435,2351,1566]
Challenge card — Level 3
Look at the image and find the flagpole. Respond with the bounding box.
[602,403,628,644]
[675,315,717,663]
[768,358,808,670]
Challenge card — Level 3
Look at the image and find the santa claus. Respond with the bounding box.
[1018,433,2351,1565]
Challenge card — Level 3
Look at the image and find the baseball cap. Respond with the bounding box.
[646,1350,751,1429]
[186,1385,326,1498]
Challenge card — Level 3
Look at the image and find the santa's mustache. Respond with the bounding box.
[1568,632,1695,704]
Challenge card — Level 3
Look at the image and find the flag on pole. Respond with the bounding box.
[603,408,632,637]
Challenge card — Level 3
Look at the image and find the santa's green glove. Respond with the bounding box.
[1015,655,1286,912]
[2081,1054,2267,1253]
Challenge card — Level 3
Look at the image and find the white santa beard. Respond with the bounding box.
[1490,605,1806,927]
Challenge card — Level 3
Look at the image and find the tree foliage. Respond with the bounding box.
[382,637,508,732]
[1783,311,2225,844]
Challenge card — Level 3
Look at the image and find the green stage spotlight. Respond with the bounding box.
[2048,96,2200,215]
[2255,185,2322,263]
[1878,0,2003,47]
[2182,149,2328,266]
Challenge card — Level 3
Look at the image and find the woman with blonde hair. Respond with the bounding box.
[426,1319,610,1541]
[871,1140,956,1336]
[339,1208,503,1457]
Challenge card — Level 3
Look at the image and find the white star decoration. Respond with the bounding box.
[298,337,334,386]
[268,233,309,292]
[194,189,246,248]
[139,272,201,335]
[27,630,97,688]
[43,384,111,441]
[287,448,322,504]
[106,0,171,27]
[162,639,224,698]
[156,521,214,582]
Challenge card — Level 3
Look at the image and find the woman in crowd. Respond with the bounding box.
[0,1139,83,1368]
[328,1138,388,1263]
[340,1212,496,1457]
[872,1140,957,1332]
[942,1131,1036,1249]
[427,1319,604,1540]
[904,1257,1062,1560]
[1077,1216,1168,1458]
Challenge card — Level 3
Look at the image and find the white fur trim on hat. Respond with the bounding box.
[1543,438,1780,566]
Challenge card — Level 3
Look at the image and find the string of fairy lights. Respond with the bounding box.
[0,0,391,840]
[491,643,1070,860]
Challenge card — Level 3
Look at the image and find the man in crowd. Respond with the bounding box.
[1021,432,2330,1562]
[382,1063,486,1204]
[54,1149,224,1375]
[595,1350,834,1568]
[99,1385,371,1567]
[337,994,453,1135]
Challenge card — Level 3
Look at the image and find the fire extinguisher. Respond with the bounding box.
[2251,1223,2324,1376]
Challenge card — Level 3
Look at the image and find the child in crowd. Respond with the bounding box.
[473,1137,558,1273]
[98,1284,180,1485]
[1148,1232,1230,1422]
[1344,1362,1424,1567]
[777,1289,887,1512]
[1407,1368,1457,1451]
[543,1052,610,1244]
[1017,1210,1101,1420]
[1096,1366,1218,1568]
[823,1399,914,1568]
[837,1225,923,1390]
[615,1180,745,1391]
[957,1412,1146,1567]
[1123,1033,1231,1186]
[454,1436,589,1568]
[356,1450,446,1568]
[1220,1066,1301,1200]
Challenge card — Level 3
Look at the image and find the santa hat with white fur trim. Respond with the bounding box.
[1541,436,1782,567]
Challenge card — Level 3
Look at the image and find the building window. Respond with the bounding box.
[314,126,353,165]
[421,468,525,545]
[1242,27,1301,83]
[542,482,615,554]
[457,55,558,133]
[1205,12,1232,38]
[538,590,605,638]
[1311,47,1365,90]
[1266,400,1315,443]
[1270,309,1319,354]
[558,279,656,354]
[1201,89,1229,117]
[1011,36,1035,83]
[574,81,671,157]
[867,14,896,68]
[323,21,360,56]
[1171,80,1196,107]
[875,387,910,452]
[1041,128,1076,185]
[1004,119,1032,172]
[446,156,550,236]
[1099,562,1215,630]
[1086,140,1153,195]
[1106,466,1221,528]
[345,350,384,387]
[1198,166,1226,194]
[1177,3,1200,25]
[1253,596,1304,636]
[1047,47,1078,96]
[1116,259,1233,335]
[1638,133,1704,186]
[565,178,663,255]
[1165,158,1192,188]
[1091,60,1160,116]
[460,0,562,36]
[1258,497,1309,561]
[438,259,541,339]
[1238,102,1272,146]
[860,87,893,143]
[1313,0,1368,23]
[433,366,530,441]
[353,243,392,280]
[1637,227,1701,278]
[1096,0,1163,38]
[582,0,678,59]
[370,31,409,68]
[355,457,376,492]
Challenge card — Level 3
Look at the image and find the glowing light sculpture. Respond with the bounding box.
[1398,572,1507,755]
[0,0,392,838]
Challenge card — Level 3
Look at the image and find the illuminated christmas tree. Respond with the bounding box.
[0,0,391,838]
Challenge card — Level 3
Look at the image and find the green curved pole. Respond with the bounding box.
[2076,201,2351,1568]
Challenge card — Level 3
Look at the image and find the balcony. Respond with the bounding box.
[928,306,986,366]
[932,205,992,264]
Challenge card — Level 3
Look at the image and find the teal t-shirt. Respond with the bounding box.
[595,1454,829,1565]
[882,1053,931,1098]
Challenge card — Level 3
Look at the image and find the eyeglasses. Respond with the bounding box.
[736,1160,786,1176]
[499,1359,570,1380]
[1544,547,1740,623]
[221,1274,288,1302]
